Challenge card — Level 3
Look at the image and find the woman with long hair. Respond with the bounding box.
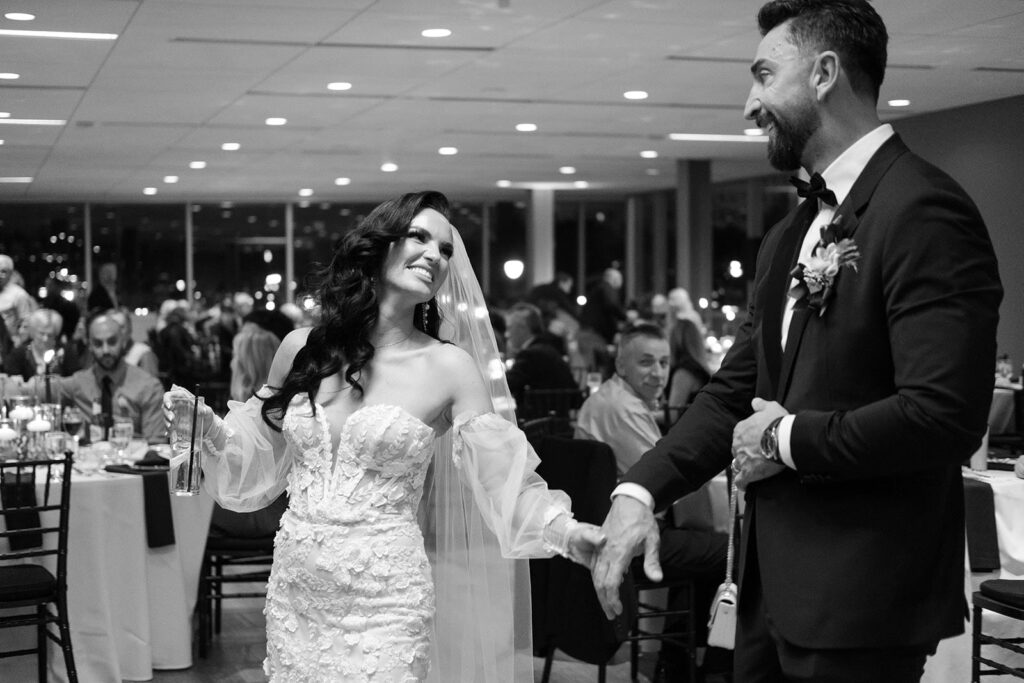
[229,320,286,402]
[165,191,602,681]
[665,316,712,422]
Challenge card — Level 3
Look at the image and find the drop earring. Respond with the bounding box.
[421,302,429,330]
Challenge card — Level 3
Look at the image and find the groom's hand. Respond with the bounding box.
[731,397,788,489]
[592,495,660,619]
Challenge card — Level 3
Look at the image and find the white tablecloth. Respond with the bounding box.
[3,466,213,682]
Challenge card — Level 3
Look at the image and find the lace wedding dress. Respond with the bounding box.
[201,393,572,682]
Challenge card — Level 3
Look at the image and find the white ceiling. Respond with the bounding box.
[1,0,1022,203]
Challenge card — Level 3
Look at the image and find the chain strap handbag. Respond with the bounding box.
[706,478,739,649]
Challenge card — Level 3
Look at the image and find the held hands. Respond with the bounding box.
[731,397,788,490]
[563,521,607,570]
[591,495,661,620]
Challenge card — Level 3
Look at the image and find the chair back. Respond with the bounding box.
[0,455,73,591]
[530,436,634,664]
[521,416,573,449]
[518,386,587,421]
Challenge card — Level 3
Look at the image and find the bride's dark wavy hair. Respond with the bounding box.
[260,190,450,430]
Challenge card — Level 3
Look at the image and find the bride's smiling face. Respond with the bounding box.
[380,208,455,302]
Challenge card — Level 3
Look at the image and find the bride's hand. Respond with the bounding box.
[161,388,215,437]
[564,522,607,570]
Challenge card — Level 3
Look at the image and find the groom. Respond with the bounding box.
[592,0,1002,680]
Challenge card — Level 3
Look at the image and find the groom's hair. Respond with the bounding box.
[757,0,888,103]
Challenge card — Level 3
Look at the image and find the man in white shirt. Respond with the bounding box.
[592,1,1002,681]
[575,322,728,679]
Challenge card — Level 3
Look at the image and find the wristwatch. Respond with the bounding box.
[760,416,785,464]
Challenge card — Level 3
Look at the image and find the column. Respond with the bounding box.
[651,191,668,294]
[185,202,195,304]
[481,202,492,297]
[83,203,93,292]
[528,188,555,286]
[576,201,586,298]
[284,203,295,304]
[625,195,639,303]
[674,159,713,299]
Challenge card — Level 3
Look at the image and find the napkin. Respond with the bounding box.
[0,471,42,550]
[963,476,999,572]
[104,464,176,548]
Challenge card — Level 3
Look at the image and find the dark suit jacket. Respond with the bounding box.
[623,135,1002,649]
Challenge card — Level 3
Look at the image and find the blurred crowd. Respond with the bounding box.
[0,250,730,418]
[0,254,314,410]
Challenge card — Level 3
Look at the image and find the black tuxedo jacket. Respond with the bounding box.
[623,135,1002,649]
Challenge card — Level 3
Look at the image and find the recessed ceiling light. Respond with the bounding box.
[438,146,458,156]
[573,181,589,189]
[496,180,512,188]
[559,166,576,175]
[381,162,398,172]
[298,188,314,197]
[163,175,179,184]
[143,187,157,196]
[744,128,764,136]
[265,117,287,126]
[0,177,32,183]
[327,82,352,91]
[515,123,537,132]
[623,90,648,100]
[221,142,240,151]
[0,29,117,40]
[669,133,768,142]
[189,161,206,169]
[0,140,4,146]
[0,73,20,80]
[888,99,911,107]
[640,150,658,159]
[334,177,351,186]
[4,13,35,21]
[0,112,8,118]
[421,28,452,38]
[0,118,66,125]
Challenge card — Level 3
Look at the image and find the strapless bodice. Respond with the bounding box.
[281,399,437,524]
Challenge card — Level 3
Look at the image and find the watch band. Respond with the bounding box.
[760,416,785,464]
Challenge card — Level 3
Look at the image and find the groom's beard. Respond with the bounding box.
[759,99,820,172]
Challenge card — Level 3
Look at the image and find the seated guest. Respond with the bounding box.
[108,309,160,378]
[575,322,729,680]
[503,302,579,407]
[665,317,712,420]
[10,312,165,443]
[229,315,292,402]
[3,308,82,380]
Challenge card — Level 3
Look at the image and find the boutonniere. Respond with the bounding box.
[789,214,860,317]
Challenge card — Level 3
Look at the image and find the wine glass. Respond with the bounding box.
[110,419,134,464]
[62,406,85,445]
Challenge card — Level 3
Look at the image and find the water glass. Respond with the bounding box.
[111,419,134,463]
[44,431,68,458]
[169,395,204,496]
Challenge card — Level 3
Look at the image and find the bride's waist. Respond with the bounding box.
[282,507,419,530]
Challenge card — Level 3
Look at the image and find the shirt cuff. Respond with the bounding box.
[778,414,796,469]
[611,482,655,510]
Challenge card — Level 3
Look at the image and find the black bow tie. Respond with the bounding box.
[790,173,837,207]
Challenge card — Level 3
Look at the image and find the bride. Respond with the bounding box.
[165,190,605,681]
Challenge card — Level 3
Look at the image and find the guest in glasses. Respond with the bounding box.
[592,2,1002,681]
[2,308,81,381]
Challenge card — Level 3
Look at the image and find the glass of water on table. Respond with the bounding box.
[168,394,205,496]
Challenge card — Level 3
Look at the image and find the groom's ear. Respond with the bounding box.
[811,51,840,101]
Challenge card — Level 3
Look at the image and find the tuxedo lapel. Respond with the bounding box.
[761,199,818,394]
[840,134,908,240]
